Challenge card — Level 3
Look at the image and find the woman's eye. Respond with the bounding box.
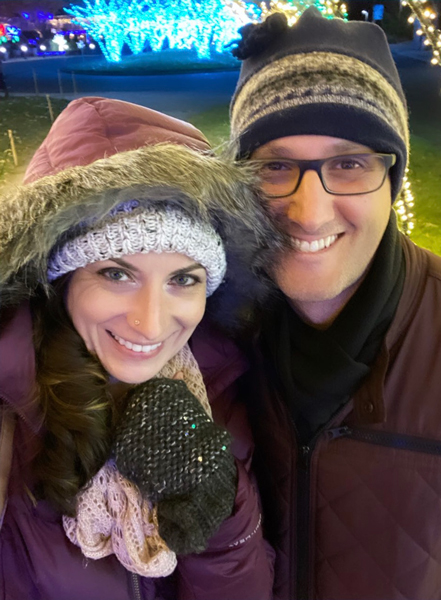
[171,273,201,287]
[98,268,131,282]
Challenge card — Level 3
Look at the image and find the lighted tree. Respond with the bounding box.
[122,0,151,54]
[67,0,257,60]
[66,0,130,61]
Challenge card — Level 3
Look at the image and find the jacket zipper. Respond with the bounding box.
[131,573,143,600]
[328,425,441,455]
[296,442,313,600]
[295,426,326,600]
[293,421,441,600]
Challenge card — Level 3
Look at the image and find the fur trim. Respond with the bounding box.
[0,143,282,322]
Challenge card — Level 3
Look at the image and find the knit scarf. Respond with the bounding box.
[261,212,405,443]
[63,344,211,577]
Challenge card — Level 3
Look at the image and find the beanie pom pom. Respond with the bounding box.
[232,13,288,60]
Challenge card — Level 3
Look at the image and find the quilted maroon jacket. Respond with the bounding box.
[245,234,441,600]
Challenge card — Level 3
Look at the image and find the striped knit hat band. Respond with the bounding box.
[231,52,409,153]
[47,201,226,296]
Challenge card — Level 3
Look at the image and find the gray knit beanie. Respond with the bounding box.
[230,8,409,201]
[47,199,226,297]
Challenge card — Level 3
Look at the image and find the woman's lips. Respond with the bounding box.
[108,331,163,355]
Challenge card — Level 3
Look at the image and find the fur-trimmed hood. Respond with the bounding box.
[0,97,280,320]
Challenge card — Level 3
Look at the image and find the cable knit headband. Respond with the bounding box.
[47,200,226,297]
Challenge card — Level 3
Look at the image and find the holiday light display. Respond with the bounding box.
[67,0,260,60]
[402,0,441,66]
[395,170,415,236]
[53,33,69,52]
[260,0,347,26]
[393,0,440,234]
[66,0,131,61]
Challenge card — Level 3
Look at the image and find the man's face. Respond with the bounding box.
[252,135,392,324]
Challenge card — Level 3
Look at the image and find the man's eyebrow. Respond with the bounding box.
[169,263,205,277]
[261,141,372,157]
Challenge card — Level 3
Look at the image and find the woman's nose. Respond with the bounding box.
[128,285,166,341]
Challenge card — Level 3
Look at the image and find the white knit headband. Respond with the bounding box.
[47,201,226,296]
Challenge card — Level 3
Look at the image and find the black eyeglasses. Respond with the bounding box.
[249,153,396,198]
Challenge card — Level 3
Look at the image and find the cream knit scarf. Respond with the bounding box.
[63,344,211,577]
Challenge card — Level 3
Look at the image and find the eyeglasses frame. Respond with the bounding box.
[249,153,397,198]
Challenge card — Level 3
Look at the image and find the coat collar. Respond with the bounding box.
[351,234,429,425]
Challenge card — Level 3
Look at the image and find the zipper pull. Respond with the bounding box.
[327,426,351,440]
[301,445,311,457]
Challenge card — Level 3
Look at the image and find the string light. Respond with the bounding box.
[399,1,440,234]
[402,0,441,67]
[395,169,415,236]
[66,0,129,62]
[259,0,347,27]
[66,0,260,61]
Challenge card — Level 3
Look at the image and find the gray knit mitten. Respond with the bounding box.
[114,379,237,555]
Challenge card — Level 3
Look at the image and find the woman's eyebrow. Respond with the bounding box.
[169,263,205,277]
[109,257,141,272]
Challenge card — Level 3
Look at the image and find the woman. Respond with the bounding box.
[0,97,275,600]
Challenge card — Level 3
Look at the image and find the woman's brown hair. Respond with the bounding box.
[31,277,128,515]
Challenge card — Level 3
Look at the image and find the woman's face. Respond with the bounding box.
[66,252,207,384]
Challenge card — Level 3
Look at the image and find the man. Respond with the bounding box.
[227,7,441,600]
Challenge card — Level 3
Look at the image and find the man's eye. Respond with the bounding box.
[338,160,361,170]
[329,156,368,170]
[261,161,294,172]
[98,268,130,282]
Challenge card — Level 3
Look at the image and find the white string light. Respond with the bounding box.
[402,0,441,66]
[259,0,347,26]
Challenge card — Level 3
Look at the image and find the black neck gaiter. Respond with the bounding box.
[261,211,405,443]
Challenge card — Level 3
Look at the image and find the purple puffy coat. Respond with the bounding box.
[0,305,274,600]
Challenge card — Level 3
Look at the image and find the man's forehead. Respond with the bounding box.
[254,136,374,158]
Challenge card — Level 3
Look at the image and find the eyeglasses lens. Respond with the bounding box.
[259,154,388,197]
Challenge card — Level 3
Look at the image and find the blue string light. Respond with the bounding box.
[67,0,261,62]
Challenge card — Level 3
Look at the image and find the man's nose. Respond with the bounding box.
[128,284,166,341]
[284,170,335,232]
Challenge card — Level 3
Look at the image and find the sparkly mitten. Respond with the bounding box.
[114,379,237,555]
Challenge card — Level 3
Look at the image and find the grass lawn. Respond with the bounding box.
[1,98,441,256]
[407,135,441,255]
[0,97,70,187]
[63,49,241,76]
